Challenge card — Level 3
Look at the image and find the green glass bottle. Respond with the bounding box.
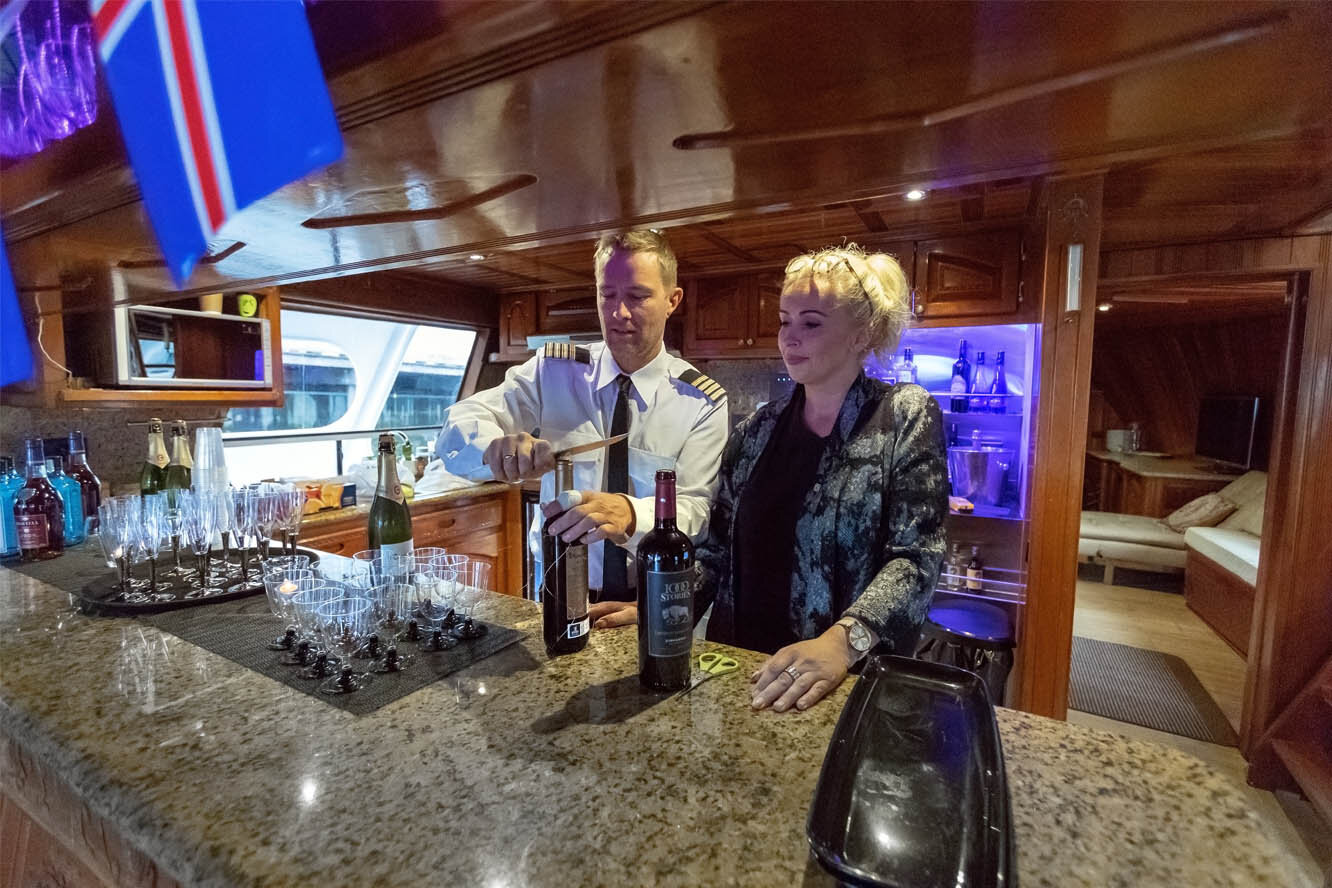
[163,421,192,492]
[139,418,169,495]
[367,433,413,556]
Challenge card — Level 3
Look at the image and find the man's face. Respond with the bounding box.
[596,249,682,373]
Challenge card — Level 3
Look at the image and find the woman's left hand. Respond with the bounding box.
[750,629,854,712]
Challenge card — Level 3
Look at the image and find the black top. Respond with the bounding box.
[732,391,827,654]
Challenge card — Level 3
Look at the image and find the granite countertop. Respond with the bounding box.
[300,480,510,528]
[1087,450,1241,482]
[0,564,1309,887]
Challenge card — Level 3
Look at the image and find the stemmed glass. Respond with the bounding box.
[288,583,346,674]
[99,496,146,599]
[162,489,190,578]
[412,565,458,650]
[263,568,314,650]
[453,560,492,639]
[279,486,305,556]
[212,490,237,579]
[137,493,172,600]
[314,597,375,694]
[364,583,415,672]
[235,487,262,581]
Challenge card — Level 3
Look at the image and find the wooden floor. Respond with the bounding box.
[1069,577,1331,884]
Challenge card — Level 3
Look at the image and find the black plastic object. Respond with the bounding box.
[806,655,1017,888]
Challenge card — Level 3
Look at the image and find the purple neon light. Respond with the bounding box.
[1,1,99,159]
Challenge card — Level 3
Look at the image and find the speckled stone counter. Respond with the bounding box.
[0,565,1310,887]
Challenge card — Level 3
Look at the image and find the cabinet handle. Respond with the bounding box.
[746,337,754,346]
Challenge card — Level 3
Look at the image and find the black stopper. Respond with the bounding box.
[385,646,399,670]
[404,619,420,641]
[339,665,355,691]
[298,640,312,665]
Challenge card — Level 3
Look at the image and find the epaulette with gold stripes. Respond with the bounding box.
[542,342,591,364]
[676,368,726,404]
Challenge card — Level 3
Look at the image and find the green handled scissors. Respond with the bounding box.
[680,652,740,696]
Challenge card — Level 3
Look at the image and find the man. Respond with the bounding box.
[435,229,728,619]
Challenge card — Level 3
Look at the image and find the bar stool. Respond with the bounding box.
[915,599,1015,705]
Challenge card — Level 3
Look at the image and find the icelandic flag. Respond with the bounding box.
[90,0,342,286]
[0,230,35,387]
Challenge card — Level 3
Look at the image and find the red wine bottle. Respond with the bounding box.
[67,430,102,528]
[542,458,591,656]
[14,438,64,562]
[637,470,694,690]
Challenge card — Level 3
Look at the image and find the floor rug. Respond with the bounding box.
[1069,635,1238,746]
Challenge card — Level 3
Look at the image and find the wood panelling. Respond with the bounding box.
[282,271,495,328]
[1185,548,1257,658]
[1100,234,1332,791]
[1090,313,1288,457]
[1013,174,1104,719]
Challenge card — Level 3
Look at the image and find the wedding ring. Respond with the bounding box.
[784,666,801,681]
[503,454,516,461]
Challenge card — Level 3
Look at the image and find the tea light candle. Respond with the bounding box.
[279,580,298,595]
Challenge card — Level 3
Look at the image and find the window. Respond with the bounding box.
[222,309,478,485]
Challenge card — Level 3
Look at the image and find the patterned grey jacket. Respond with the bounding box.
[696,373,948,653]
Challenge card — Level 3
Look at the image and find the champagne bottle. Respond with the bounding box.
[367,433,414,556]
[949,339,971,413]
[14,438,64,562]
[969,351,990,413]
[542,457,590,656]
[988,350,1009,414]
[637,470,694,691]
[164,421,192,492]
[0,457,22,558]
[47,456,85,545]
[67,430,101,528]
[140,418,169,495]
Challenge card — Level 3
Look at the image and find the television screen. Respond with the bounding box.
[1196,395,1261,469]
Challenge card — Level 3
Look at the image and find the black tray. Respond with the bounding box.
[806,655,1017,888]
[76,547,322,617]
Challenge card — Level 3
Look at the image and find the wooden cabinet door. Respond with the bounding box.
[683,276,752,357]
[536,290,598,334]
[301,523,368,557]
[750,271,784,354]
[915,231,1020,320]
[498,292,536,360]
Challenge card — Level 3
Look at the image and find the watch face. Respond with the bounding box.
[846,622,870,651]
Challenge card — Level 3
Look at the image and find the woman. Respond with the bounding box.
[591,244,947,713]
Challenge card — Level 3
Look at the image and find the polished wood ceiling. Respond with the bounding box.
[3,1,1331,297]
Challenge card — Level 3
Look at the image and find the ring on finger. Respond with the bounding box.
[503,454,516,461]
[784,665,801,681]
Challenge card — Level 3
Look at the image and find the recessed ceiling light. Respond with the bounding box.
[1097,303,1112,312]
[467,253,486,261]
[904,189,927,201]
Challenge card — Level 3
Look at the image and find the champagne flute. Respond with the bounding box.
[314,597,375,694]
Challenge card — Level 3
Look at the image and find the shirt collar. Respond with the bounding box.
[593,342,671,397]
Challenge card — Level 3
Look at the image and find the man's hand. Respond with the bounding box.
[588,600,638,629]
[483,433,554,483]
[541,490,636,546]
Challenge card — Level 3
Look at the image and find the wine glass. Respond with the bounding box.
[288,583,346,673]
[280,485,305,556]
[263,568,314,650]
[137,493,172,600]
[453,560,492,639]
[163,490,190,578]
[211,490,237,578]
[100,496,145,599]
[314,597,375,694]
[365,582,415,672]
[412,565,458,650]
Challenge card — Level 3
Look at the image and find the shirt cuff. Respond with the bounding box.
[624,494,653,554]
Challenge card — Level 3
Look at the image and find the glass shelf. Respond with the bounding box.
[936,566,1027,605]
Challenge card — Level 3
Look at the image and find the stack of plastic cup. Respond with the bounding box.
[193,427,230,493]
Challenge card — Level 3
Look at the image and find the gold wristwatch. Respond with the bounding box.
[836,617,873,662]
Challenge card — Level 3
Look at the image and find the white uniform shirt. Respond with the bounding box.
[435,341,728,589]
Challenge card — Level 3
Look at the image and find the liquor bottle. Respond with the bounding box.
[0,457,22,558]
[367,433,414,555]
[948,423,959,447]
[14,438,64,562]
[966,546,983,591]
[163,422,192,492]
[66,430,101,528]
[988,350,1009,414]
[893,347,918,385]
[140,418,169,495]
[949,339,971,413]
[46,456,85,545]
[969,351,991,412]
[637,470,694,691]
[542,457,591,656]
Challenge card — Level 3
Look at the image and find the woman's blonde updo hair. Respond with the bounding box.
[781,243,912,360]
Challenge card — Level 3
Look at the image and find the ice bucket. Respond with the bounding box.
[947,447,1013,507]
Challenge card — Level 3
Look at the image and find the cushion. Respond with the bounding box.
[1216,470,1268,537]
[1184,527,1261,587]
[1079,511,1188,550]
[1161,493,1237,532]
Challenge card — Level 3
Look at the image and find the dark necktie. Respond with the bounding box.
[601,374,632,601]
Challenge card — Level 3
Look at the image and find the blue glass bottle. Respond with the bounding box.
[47,456,86,545]
[0,456,22,558]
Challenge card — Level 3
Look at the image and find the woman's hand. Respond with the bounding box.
[588,600,637,629]
[750,629,855,712]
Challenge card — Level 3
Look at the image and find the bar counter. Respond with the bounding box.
[0,561,1307,887]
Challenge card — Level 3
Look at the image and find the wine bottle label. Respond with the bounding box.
[379,538,414,558]
[567,617,590,639]
[645,568,693,657]
[15,514,48,549]
[950,375,967,393]
[966,568,983,590]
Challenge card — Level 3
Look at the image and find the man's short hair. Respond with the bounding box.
[593,229,678,291]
